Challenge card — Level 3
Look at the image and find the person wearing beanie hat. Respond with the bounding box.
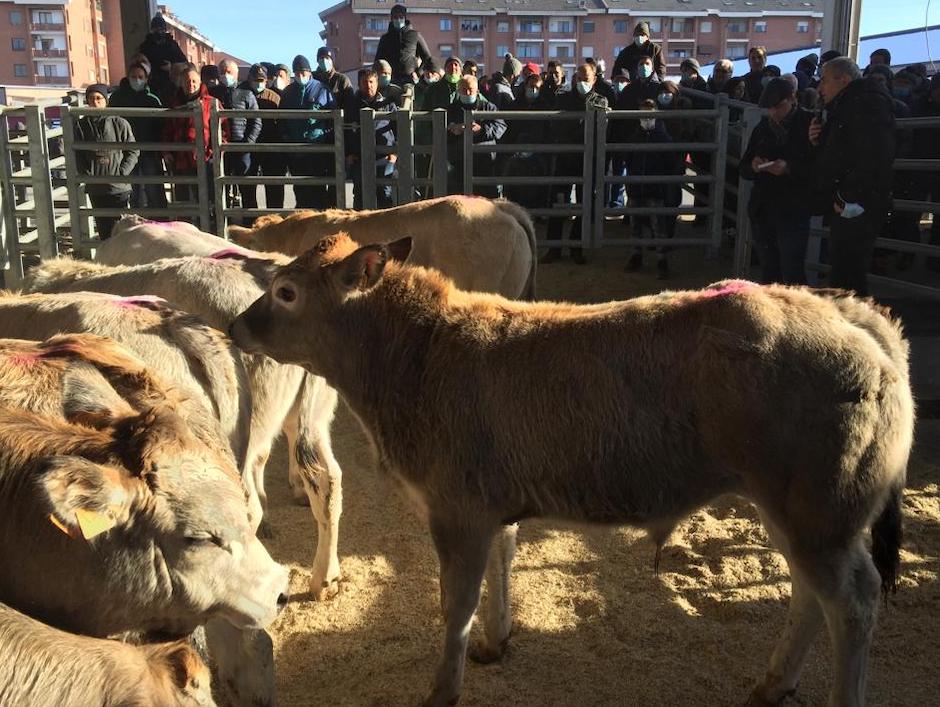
[679,57,707,92]
[739,76,814,285]
[414,55,442,109]
[74,83,138,240]
[292,54,312,74]
[612,19,665,83]
[200,64,221,88]
[503,53,523,84]
[314,47,353,104]
[271,63,291,93]
[375,2,431,85]
[136,13,185,90]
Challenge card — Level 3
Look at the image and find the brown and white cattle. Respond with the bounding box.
[230,234,914,707]
[97,215,248,263]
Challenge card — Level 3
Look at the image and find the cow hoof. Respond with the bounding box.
[311,577,341,601]
[467,638,506,664]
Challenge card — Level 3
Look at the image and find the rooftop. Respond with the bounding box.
[323,0,823,15]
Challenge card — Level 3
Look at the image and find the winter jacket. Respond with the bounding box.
[593,76,617,106]
[740,106,814,218]
[742,70,764,104]
[485,74,516,111]
[210,82,261,144]
[164,84,223,173]
[612,41,666,83]
[314,70,354,105]
[445,96,507,148]
[137,31,186,74]
[74,115,139,196]
[425,77,460,110]
[554,88,608,178]
[375,20,432,82]
[624,120,683,205]
[107,78,162,143]
[503,92,557,145]
[254,86,282,143]
[342,91,397,160]
[811,76,896,212]
[278,77,336,144]
[616,76,662,110]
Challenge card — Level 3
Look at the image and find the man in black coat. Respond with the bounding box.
[809,58,896,296]
[137,14,185,101]
[375,4,432,86]
[314,48,353,104]
[612,21,665,82]
[740,79,815,284]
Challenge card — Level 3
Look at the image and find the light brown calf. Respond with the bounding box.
[0,602,215,706]
[227,195,537,299]
[230,234,914,707]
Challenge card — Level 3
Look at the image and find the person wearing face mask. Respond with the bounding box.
[739,78,814,284]
[413,56,442,110]
[246,63,287,210]
[502,54,523,99]
[612,21,665,85]
[373,59,405,108]
[75,84,139,240]
[270,64,291,95]
[585,57,615,105]
[426,56,463,111]
[343,69,398,209]
[543,63,609,265]
[137,14,186,104]
[616,56,660,111]
[314,48,353,104]
[108,60,166,212]
[742,46,768,104]
[444,75,506,197]
[280,54,337,209]
[678,58,707,94]
[501,73,554,210]
[375,4,431,87]
[485,69,516,110]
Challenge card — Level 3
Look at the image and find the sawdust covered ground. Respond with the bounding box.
[262,247,940,706]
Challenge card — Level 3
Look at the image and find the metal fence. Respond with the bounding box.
[3,97,939,299]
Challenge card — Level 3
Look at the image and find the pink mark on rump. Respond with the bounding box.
[207,247,251,261]
[113,295,167,310]
[700,280,757,299]
[6,353,38,366]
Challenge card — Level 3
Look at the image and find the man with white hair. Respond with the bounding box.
[809,57,895,295]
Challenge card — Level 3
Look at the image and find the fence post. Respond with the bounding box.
[592,110,608,251]
[396,109,414,205]
[711,94,730,252]
[208,103,225,236]
[59,106,86,256]
[432,109,448,197]
[24,104,57,260]
[581,108,596,250]
[0,110,22,282]
[733,105,760,277]
[360,108,377,210]
[332,109,347,209]
[462,108,473,195]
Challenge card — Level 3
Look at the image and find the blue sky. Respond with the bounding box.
[167,0,936,65]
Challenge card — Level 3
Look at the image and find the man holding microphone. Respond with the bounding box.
[809,57,896,296]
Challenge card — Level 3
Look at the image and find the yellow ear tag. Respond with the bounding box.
[74,507,118,540]
[49,513,77,539]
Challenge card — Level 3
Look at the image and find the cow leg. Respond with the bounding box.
[424,517,495,707]
[292,374,343,600]
[203,619,277,707]
[748,513,824,705]
[469,523,518,664]
[281,386,311,506]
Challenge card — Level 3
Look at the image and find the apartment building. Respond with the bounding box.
[156,3,216,69]
[319,0,824,77]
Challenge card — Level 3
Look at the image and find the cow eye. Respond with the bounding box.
[185,534,223,548]
[275,285,296,303]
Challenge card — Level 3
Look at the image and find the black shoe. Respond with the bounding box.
[571,249,587,265]
[540,248,561,265]
[624,252,643,272]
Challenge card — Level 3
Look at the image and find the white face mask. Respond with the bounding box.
[129,78,147,92]
[576,80,592,95]
[275,77,288,91]
[634,35,648,47]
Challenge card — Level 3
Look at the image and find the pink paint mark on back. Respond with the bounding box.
[6,353,38,366]
[700,280,757,299]
[207,247,251,261]
[113,295,167,310]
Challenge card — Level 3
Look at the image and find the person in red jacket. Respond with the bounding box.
[163,65,225,221]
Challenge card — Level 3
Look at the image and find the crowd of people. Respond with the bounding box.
[71,7,936,295]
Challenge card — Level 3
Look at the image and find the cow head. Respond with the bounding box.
[229,233,412,375]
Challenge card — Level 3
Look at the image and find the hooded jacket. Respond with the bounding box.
[136,31,186,74]
[210,82,261,144]
[73,114,139,196]
[612,28,666,83]
[375,19,432,81]
[811,76,896,211]
[107,77,162,143]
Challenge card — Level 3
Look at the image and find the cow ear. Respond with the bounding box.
[386,236,413,263]
[227,225,255,248]
[147,641,209,692]
[62,369,135,430]
[41,456,136,540]
[337,245,388,292]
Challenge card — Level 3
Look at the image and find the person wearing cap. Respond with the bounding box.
[612,21,665,84]
[137,14,186,98]
[373,59,406,108]
[375,4,432,87]
[108,58,166,211]
[343,68,398,209]
[241,64,285,213]
[271,64,291,95]
[315,47,353,104]
[742,46,767,104]
[739,78,814,284]
[413,56,442,110]
[808,57,895,295]
[279,54,337,209]
[74,85,138,240]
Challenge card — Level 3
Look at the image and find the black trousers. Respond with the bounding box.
[258,151,287,210]
[88,191,130,240]
[828,205,888,297]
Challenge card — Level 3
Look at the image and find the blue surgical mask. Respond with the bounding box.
[129,78,146,92]
[576,80,592,95]
[459,92,476,106]
[296,74,310,86]
[525,87,539,101]
[318,58,333,73]
[615,82,627,94]
[634,35,647,47]
[657,92,673,106]
[392,18,405,29]
[224,73,236,88]
[254,81,266,93]
[638,64,652,79]
[378,75,390,88]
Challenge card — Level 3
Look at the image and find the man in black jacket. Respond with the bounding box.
[375,4,431,86]
[343,69,397,209]
[612,21,665,82]
[809,57,896,296]
[136,14,185,102]
[212,59,261,223]
[740,79,814,284]
[315,48,353,104]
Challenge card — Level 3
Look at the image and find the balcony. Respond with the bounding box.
[669,27,695,40]
[34,75,70,85]
[726,24,749,38]
[33,48,67,58]
[30,22,66,31]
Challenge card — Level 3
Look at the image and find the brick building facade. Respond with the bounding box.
[319,0,824,77]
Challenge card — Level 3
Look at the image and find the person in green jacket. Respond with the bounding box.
[108,59,166,211]
[75,84,139,240]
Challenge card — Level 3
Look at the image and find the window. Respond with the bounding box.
[364,39,379,56]
[647,19,662,33]
[727,20,747,34]
[582,46,594,60]
[88,69,96,81]
[549,19,573,33]
[516,42,541,59]
[13,64,26,77]
[10,10,22,24]
[727,45,748,59]
[700,21,713,33]
[797,21,809,33]
[754,21,767,34]
[518,20,542,33]
[439,44,453,55]
[497,20,509,32]
[669,48,688,58]
[460,42,483,60]
[613,46,623,56]
[614,20,628,34]
[98,21,105,35]
[549,44,573,59]
[35,11,56,24]
[583,21,595,33]
[365,16,386,32]
[440,18,452,31]
[11,37,25,51]
[496,44,509,57]
[460,17,483,32]
[671,19,689,33]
